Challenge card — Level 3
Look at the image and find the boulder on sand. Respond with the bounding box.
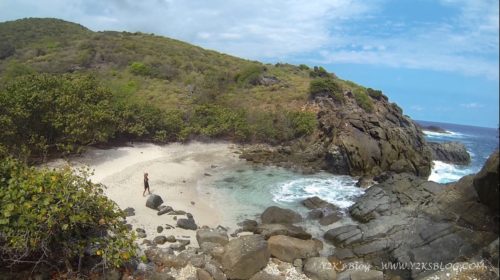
[146,194,164,210]
[196,229,229,246]
[177,217,198,230]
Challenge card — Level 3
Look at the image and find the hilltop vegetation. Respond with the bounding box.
[0,18,390,161]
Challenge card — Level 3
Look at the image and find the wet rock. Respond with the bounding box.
[196,229,229,246]
[307,209,324,219]
[146,194,164,210]
[268,235,322,263]
[261,206,302,224]
[356,176,375,188]
[318,212,342,226]
[303,257,336,280]
[221,235,270,279]
[236,219,259,233]
[428,141,471,165]
[302,196,336,210]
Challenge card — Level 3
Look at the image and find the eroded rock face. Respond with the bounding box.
[428,141,471,165]
[328,168,499,279]
[241,93,432,177]
[221,235,270,279]
[473,151,499,214]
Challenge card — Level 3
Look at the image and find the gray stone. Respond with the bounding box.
[123,207,135,217]
[349,270,384,280]
[428,141,471,165]
[261,206,302,224]
[268,235,321,263]
[303,257,336,280]
[197,269,214,280]
[157,226,163,233]
[166,235,176,243]
[221,235,270,279]
[177,218,198,230]
[302,196,336,210]
[196,229,229,246]
[146,194,164,210]
[153,235,168,245]
[158,205,174,215]
[237,219,258,232]
[255,223,312,240]
[319,212,342,226]
[473,151,499,213]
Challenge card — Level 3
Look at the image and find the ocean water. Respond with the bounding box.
[205,120,498,228]
[417,120,499,183]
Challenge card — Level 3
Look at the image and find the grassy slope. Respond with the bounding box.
[0,18,371,113]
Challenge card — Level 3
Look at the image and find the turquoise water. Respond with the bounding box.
[204,163,363,225]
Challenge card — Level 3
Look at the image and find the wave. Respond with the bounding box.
[428,160,475,184]
[272,176,364,209]
[423,130,467,139]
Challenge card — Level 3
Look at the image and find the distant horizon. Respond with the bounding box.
[1,0,498,127]
[415,119,498,130]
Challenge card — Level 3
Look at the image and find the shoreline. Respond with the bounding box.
[46,141,245,248]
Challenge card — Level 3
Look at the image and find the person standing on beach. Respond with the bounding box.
[143,172,151,196]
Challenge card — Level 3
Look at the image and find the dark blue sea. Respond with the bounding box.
[416,120,499,183]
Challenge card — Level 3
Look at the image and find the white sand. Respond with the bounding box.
[47,142,244,248]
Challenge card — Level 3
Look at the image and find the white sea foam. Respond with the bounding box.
[272,176,364,209]
[423,130,466,139]
[428,160,474,184]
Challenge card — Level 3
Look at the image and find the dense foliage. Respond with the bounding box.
[309,77,345,103]
[0,157,136,271]
[353,89,374,113]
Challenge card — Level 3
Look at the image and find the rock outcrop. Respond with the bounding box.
[428,141,471,165]
[473,151,499,214]
[327,162,499,279]
[241,92,432,177]
[268,235,322,263]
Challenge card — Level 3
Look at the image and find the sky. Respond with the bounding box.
[1,0,498,127]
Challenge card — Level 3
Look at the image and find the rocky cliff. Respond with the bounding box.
[242,89,433,177]
[326,151,499,279]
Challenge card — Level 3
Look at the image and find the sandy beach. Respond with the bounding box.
[47,141,244,248]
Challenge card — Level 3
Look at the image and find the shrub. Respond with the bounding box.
[298,64,310,70]
[309,66,331,78]
[366,88,387,101]
[235,64,265,86]
[129,61,151,76]
[353,89,374,113]
[287,111,317,137]
[309,78,344,103]
[0,158,136,271]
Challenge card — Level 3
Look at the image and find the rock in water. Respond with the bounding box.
[473,151,499,213]
[196,229,229,246]
[303,257,336,280]
[268,235,322,263]
[301,196,336,210]
[428,141,471,165]
[146,194,164,210]
[261,206,302,224]
[221,235,270,279]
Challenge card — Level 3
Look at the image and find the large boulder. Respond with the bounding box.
[268,235,322,263]
[303,257,336,280]
[255,223,312,240]
[301,196,336,210]
[473,151,499,214]
[261,206,302,224]
[428,141,471,165]
[196,229,229,246]
[146,194,164,210]
[221,235,270,279]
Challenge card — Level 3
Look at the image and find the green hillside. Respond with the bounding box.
[0,18,380,160]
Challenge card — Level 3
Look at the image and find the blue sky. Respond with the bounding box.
[1,0,498,127]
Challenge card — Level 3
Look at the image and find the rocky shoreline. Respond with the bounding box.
[87,151,498,280]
